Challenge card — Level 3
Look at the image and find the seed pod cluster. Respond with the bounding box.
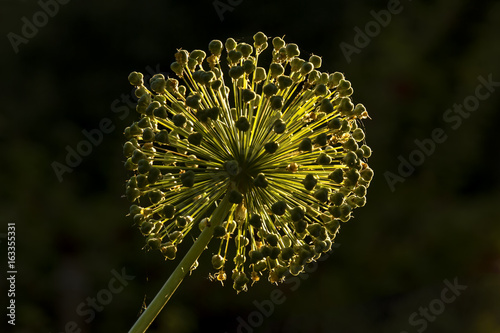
[124,32,373,292]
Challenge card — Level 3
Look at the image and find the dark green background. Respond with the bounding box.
[1,0,499,332]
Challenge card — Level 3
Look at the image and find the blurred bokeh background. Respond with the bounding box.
[1,0,499,332]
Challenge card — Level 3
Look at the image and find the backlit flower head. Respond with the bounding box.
[124,32,373,292]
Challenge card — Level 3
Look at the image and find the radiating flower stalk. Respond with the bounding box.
[124,32,373,332]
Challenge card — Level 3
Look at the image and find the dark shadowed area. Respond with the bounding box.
[1,0,499,332]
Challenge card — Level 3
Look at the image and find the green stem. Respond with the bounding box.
[128,196,232,333]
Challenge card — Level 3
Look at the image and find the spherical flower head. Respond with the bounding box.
[124,32,373,292]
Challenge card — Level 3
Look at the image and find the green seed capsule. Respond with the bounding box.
[329,72,344,87]
[360,168,374,181]
[212,254,225,269]
[315,133,328,146]
[280,247,295,261]
[209,39,223,56]
[270,96,284,110]
[188,132,203,145]
[153,106,168,119]
[148,189,163,204]
[320,99,334,114]
[343,138,358,151]
[273,118,286,133]
[228,189,243,204]
[328,118,342,130]
[330,191,345,206]
[361,145,372,158]
[272,37,285,50]
[271,200,287,215]
[309,55,322,68]
[254,173,269,188]
[290,206,305,222]
[277,75,293,90]
[137,159,151,174]
[172,114,186,127]
[325,220,340,234]
[345,169,360,184]
[264,141,279,154]
[285,43,300,58]
[148,168,161,184]
[238,43,253,58]
[328,168,344,183]
[338,97,354,114]
[314,84,327,96]
[316,152,332,165]
[300,62,314,76]
[344,151,359,168]
[307,223,322,237]
[155,130,169,144]
[269,63,284,78]
[225,37,237,51]
[314,187,329,203]
[213,225,227,238]
[136,174,148,188]
[294,219,307,233]
[229,66,245,79]
[290,58,305,72]
[263,83,278,96]
[161,205,176,219]
[228,50,243,64]
[161,244,177,260]
[128,71,144,86]
[254,67,266,82]
[241,89,256,103]
[303,174,318,191]
[140,221,153,234]
[170,62,183,76]
[142,128,154,142]
[253,32,268,46]
[249,214,262,228]
[180,170,195,187]
[298,138,313,152]
[123,141,136,157]
[352,128,365,142]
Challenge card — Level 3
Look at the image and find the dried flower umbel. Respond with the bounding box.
[125,32,373,331]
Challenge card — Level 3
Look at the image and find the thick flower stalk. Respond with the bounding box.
[124,32,373,295]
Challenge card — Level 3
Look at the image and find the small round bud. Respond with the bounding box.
[328,72,344,87]
[270,96,284,110]
[298,138,313,152]
[241,89,256,103]
[338,97,354,114]
[254,173,269,188]
[253,32,268,46]
[209,39,223,56]
[269,63,284,78]
[123,141,136,157]
[330,191,345,206]
[237,43,253,58]
[180,170,195,187]
[228,189,243,204]
[229,66,245,79]
[309,55,322,68]
[343,138,358,152]
[142,128,154,142]
[249,250,264,264]
[207,107,220,120]
[263,83,278,96]
[128,71,144,86]
[328,118,342,130]
[235,116,251,131]
[290,58,305,72]
[172,114,186,127]
[212,254,225,269]
[254,67,266,82]
[243,60,256,74]
[161,244,177,260]
[148,168,161,184]
[188,132,203,145]
[345,169,360,184]
[264,141,279,154]
[314,84,328,96]
[277,75,293,90]
[352,128,365,142]
[228,50,243,64]
[153,106,168,119]
[320,99,334,114]
[290,206,305,222]
[294,219,307,233]
[272,37,285,50]
[213,225,227,238]
[360,145,372,158]
[360,168,374,181]
[316,152,332,165]
[271,200,287,215]
[136,174,148,189]
[300,62,314,76]
[137,159,151,174]
[315,133,328,146]
[273,119,286,133]
[314,187,329,203]
[155,130,169,144]
[225,38,237,51]
[328,168,344,183]
[285,43,300,58]
[161,205,176,219]
[170,62,183,76]
[343,151,359,168]
[249,214,262,228]
[148,190,164,204]
[302,174,318,191]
